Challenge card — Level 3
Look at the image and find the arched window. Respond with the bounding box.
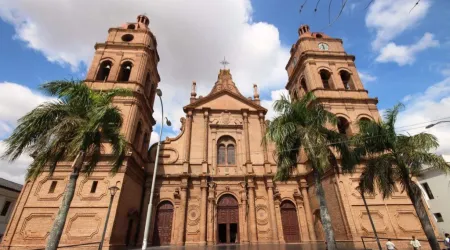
[316,34,323,38]
[359,117,371,123]
[142,132,150,153]
[339,70,353,90]
[227,145,235,165]
[134,121,142,150]
[337,117,350,135]
[145,72,152,96]
[300,78,308,92]
[118,61,133,82]
[218,145,226,165]
[95,60,112,81]
[127,24,135,30]
[319,70,331,89]
[217,136,236,166]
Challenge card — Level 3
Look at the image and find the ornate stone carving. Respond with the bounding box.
[173,188,180,200]
[77,177,109,201]
[20,213,53,240]
[35,176,66,201]
[66,213,101,239]
[359,210,388,234]
[187,205,201,226]
[395,210,422,232]
[256,205,269,225]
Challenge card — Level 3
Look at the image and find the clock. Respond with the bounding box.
[318,43,329,51]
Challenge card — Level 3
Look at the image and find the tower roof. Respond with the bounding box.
[209,69,243,96]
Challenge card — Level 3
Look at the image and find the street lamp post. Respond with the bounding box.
[98,185,120,250]
[142,89,171,250]
[425,120,450,129]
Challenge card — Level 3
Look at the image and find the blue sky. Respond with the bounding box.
[1,0,450,183]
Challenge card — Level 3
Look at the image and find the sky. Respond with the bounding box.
[0,0,450,184]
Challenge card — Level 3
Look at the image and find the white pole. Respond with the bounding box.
[142,94,164,250]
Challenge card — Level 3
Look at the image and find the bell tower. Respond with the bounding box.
[285,24,379,134]
[85,14,160,160]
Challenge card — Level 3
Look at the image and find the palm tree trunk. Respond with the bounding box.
[46,151,85,250]
[314,170,337,250]
[406,181,440,250]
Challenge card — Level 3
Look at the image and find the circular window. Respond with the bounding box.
[121,34,134,42]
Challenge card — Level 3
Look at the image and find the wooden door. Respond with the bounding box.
[152,201,173,246]
[217,195,239,244]
[280,201,300,242]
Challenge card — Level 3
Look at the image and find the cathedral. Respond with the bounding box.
[1,15,438,249]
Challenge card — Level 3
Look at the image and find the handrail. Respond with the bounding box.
[361,236,430,250]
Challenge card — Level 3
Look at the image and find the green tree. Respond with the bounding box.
[2,80,130,250]
[355,104,449,250]
[264,92,356,250]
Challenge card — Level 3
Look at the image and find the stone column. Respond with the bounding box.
[300,179,316,241]
[259,113,271,173]
[267,182,279,242]
[207,182,216,245]
[242,110,252,173]
[177,178,189,245]
[247,178,258,243]
[183,110,193,173]
[240,183,249,244]
[202,109,209,173]
[199,178,208,245]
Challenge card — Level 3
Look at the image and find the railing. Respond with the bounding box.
[31,242,100,250]
[361,236,429,250]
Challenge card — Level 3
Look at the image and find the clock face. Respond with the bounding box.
[318,43,329,51]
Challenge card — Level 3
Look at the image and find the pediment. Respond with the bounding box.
[184,90,266,112]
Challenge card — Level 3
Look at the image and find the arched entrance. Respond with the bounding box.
[152,201,173,246]
[217,194,239,244]
[280,200,300,242]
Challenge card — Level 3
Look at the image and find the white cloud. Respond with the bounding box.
[365,0,438,66]
[0,82,52,184]
[358,71,377,83]
[260,89,289,121]
[366,0,431,50]
[0,141,29,184]
[0,0,290,133]
[0,82,51,138]
[376,33,439,66]
[396,77,450,154]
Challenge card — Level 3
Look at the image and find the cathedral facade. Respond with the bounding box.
[1,16,438,249]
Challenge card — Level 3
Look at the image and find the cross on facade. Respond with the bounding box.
[220,57,230,69]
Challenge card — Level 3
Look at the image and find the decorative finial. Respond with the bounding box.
[191,81,197,97]
[253,84,260,100]
[220,57,230,69]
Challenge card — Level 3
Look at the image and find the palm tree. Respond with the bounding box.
[264,92,356,250]
[355,103,449,250]
[2,80,130,250]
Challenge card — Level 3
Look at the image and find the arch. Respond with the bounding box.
[133,121,142,150]
[141,132,150,153]
[300,77,308,92]
[118,61,133,82]
[152,201,174,246]
[315,33,323,38]
[217,194,239,244]
[127,24,136,30]
[356,114,374,121]
[280,200,300,242]
[319,69,332,89]
[95,60,112,81]
[217,135,236,166]
[337,116,351,135]
[339,70,353,90]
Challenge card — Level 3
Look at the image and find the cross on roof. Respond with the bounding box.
[220,57,230,69]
